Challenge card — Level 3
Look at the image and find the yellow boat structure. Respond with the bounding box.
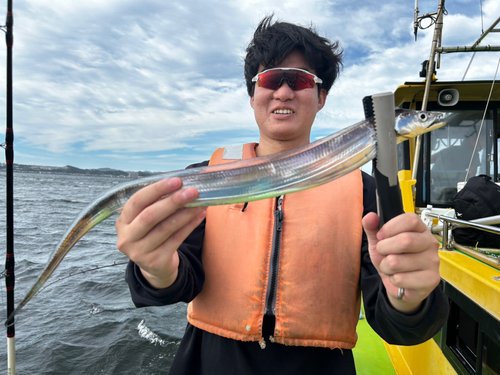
[366,1,500,374]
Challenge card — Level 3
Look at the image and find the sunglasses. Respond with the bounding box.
[252,68,323,91]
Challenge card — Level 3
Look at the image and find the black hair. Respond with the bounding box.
[244,15,343,96]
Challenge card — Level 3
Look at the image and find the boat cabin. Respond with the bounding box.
[395,80,500,208]
[390,81,500,375]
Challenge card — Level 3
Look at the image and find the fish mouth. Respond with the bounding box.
[425,120,447,132]
[394,111,448,143]
[424,111,449,130]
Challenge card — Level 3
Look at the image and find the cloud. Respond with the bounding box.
[0,0,496,171]
[314,0,500,135]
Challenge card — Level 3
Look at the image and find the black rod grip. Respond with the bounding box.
[363,93,405,227]
[373,166,404,226]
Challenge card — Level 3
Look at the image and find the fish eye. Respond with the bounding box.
[418,112,428,122]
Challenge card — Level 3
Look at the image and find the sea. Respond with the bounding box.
[0,172,187,374]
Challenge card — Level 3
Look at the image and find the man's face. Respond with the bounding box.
[250,50,327,149]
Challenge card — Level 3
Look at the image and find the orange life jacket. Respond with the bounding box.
[187,143,364,349]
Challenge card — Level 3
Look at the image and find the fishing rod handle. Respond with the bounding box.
[363,92,404,227]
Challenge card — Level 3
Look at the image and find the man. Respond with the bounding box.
[116,16,448,374]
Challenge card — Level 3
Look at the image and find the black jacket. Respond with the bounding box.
[125,165,449,375]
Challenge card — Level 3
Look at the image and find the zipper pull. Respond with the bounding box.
[259,338,267,349]
[277,212,283,231]
[276,195,284,231]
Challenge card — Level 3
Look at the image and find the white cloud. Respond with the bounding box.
[0,0,496,171]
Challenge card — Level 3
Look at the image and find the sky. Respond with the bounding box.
[0,0,499,172]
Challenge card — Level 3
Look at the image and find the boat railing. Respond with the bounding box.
[427,212,500,248]
[431,214,500,232]
[424,212,500,268]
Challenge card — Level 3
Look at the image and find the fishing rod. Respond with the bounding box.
[2,0,14,374]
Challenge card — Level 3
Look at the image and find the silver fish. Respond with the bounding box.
[8,109,446,321]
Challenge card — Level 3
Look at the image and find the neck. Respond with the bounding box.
[255,137,310,157]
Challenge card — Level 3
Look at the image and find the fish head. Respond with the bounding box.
[395,109,447,143]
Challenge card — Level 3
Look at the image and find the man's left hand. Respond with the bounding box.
[362,212,441,314]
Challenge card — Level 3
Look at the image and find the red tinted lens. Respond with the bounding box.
[257,70,316,91]
[293,72,316,90]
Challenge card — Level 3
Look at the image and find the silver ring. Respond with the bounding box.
[397,287,405,300]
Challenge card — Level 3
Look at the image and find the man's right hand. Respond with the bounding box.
[116,177,207,289]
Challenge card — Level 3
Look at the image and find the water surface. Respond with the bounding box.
[0,172,186,374]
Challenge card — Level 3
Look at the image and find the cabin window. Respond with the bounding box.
[446,300,479,374]
[441,281,500,375]
[429,110,494,205]
[482,333,500,375]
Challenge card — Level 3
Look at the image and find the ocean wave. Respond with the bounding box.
[137,320,172,347]
[89,303,103,315]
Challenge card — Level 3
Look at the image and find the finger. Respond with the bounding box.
[134,210,207,277]
[142,206,206,251]
[382,271,440,313]
[387,269,441,293]
[162,209,207,252]
[362,212,386,272]
[376,231,439,255]
[362,212,380,246]
[379,250,440,276]
[128,186,200,241]
[120,178,183,224]
[378,213,427,240]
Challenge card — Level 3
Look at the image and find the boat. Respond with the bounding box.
[2,1,499,374]
[357,1,500,374]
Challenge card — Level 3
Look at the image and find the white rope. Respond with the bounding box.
[462,51,476,81]
[464,57,500,181]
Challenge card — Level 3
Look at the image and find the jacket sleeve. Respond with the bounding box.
[124,161,209,308]
[360,172,449,345]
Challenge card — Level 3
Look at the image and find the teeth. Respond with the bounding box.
[274,109,294,115]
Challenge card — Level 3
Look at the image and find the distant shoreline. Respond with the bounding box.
[0,163,159,179]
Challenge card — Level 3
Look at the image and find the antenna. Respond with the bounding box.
[414,0,420,40]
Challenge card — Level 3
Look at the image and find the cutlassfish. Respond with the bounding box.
[7,108,446,321]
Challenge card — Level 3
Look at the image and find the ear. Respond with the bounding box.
[317,89,327,111]
[250,95,255,109]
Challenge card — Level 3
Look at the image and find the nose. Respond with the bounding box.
[272,80,295,101]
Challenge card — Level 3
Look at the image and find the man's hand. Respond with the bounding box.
[116,178,206,289]
[362,212,441,314]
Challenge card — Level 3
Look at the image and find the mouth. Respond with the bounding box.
[426,120,447,132]
[273,108,294,115]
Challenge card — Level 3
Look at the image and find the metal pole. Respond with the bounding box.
[442,220,449,249]
[427,213,500,235]
[414,0,420,40]
[4,1,15,374]
[471,16,500,49]
[433,233,500,268]
[437,45,500,53]
[412,0,445,181]
[432,214,500,232]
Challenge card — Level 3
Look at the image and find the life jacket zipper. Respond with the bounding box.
[265,195,284,316]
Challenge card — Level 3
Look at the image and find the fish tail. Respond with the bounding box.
[6,207,117,323]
